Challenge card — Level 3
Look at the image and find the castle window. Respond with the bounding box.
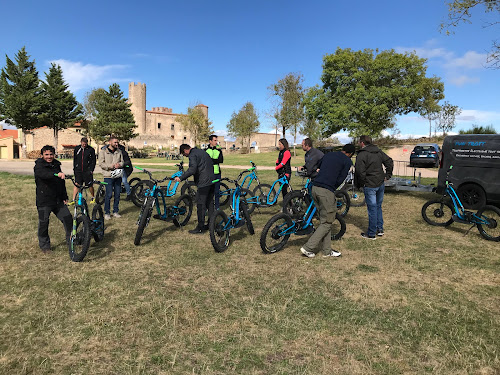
[171,135,174,139]
[183,136,187,140]
[171,124,175,131]
[158,123,161,129]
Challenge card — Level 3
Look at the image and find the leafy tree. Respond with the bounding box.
[88,83,137,144]
[0,47,42,158]
[227,102,260,152]
[437,101,462,135]
[300,115,322,142]
[176,105,213,146]
[80,87,107,137]
[40,63,82,151]
[459,124,497,133]
[441,0,500,68]
[304,48,445,139]
[269,73,305,154]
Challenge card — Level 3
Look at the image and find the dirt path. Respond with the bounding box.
[385,145,438,178]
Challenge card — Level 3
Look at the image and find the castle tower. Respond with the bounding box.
[195,103,209,119]
[128,82,146,134]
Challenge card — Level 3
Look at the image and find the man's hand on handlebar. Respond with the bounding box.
[174,177,181,183]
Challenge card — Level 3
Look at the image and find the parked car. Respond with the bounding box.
[409,143,441,167]
[437,134,500,209]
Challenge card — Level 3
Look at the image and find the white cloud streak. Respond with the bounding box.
[49,59,131,92]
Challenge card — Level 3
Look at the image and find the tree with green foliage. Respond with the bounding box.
[176,105,213,147]
[441,0,500,68]
[304,48,445,139]
[269,73,305,154]
[0,47,43,158]
[459,124,497,134]
[227,102,260,152]
[40,63,82,152]
[300,115,322,142]
[80,87,107,138]
[437,101,462,135]
[88,83,136,144]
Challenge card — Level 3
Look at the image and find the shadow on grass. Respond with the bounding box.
[139,222,183,246]
[86,228,118,261]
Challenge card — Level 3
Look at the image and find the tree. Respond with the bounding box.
[441,0,500,68]
[0,47,42,158]
[176,105,213,147]
[227,102,260,152]
[420,78,443,138]
[269,73,305,154]
[304,48,445,139]
[300,115,322,142]
[40,63,82,151]
[88,83,137,144]
[459,124,497,134]
[80,87,107,137]
[437,101,462,135]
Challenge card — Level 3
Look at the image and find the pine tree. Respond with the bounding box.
[88,83,137,143]
[40,63,82,151]
[0,47,42,158]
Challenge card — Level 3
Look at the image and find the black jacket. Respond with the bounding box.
[73,145,96,173]
[303,147,324,178]
[354,144,394,188]
[34,158,68,207]
[313,151,352,193]
[118,144,133,177]
[180,148,215,188]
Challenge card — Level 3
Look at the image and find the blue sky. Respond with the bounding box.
[1,0,499,143]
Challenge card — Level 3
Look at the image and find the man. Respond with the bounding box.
[118,142,133,201]
[99,136,124,220]
[34,145,73,253]
[300,144,355,258]
[174,144,215,234]
[300,137,324,179]
[355,135,394,239]
[205,135,223,209]
[72,137,96,204]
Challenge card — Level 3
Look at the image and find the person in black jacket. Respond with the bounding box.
[34,145,73,253]
[300,144,355,258]
[72,137,96,203]
[300,137,324,179]
[118,143,133,200]
[174,144,215,234]
[354,135,394,239]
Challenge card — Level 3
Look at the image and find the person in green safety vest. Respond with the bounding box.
[206,135,224,209]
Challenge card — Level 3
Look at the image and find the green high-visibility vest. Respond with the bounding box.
[206,147,221,174]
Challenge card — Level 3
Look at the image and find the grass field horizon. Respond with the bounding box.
[0,170,498,374]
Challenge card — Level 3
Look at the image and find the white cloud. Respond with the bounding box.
[445,51,487,69]
[49,59,131,92]
[448,75,480,86]
[457,109,500,123]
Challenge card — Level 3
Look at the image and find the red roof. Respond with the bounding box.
[0,129,19,140]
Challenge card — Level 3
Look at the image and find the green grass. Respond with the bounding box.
[0,171,498,374]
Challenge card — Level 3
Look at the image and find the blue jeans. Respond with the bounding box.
[122,173,131,195]
[364,184,385,236]
[104,178,121,214]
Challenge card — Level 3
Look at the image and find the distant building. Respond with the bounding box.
[0,126,21,159]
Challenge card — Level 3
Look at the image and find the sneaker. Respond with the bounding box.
[41,247,51,254]
[361,232,376,240]
[89,197,96,204]
[300,247,316,258]
[104,214,112,220]
[189,227,205,234]
[323,249,342,257]
[113,213,121,218]
[376,229,384,237]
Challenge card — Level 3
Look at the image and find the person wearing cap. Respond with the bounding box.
[205,135,223,210]
[300,144,355,259]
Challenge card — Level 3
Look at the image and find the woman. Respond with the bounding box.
[275,138,292,199]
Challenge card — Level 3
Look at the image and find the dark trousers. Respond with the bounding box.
[213,173,221,210]
[104,177,121,214]
[37,203,73,250]
[196,184,215,228]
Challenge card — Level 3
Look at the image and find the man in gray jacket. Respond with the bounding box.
[300,137,324,179]
[174,144,215,234]
[355,135,393,239]
[99,136,124,220]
